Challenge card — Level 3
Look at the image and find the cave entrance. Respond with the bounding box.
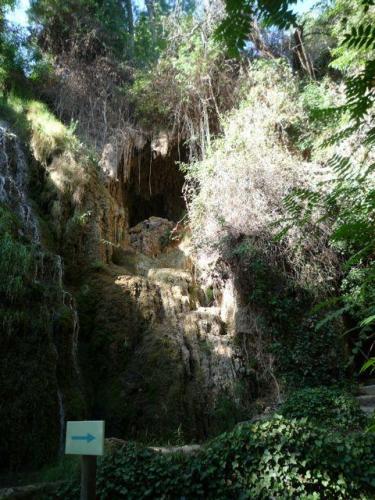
[126,141,187,227]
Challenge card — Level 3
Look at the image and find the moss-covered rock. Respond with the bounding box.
[0,206,60,469]
[77,256,250,444]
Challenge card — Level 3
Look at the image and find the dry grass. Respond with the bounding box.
[22,99,94,208]
[27,100,77,165]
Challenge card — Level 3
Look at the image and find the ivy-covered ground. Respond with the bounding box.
[51,411,375,499]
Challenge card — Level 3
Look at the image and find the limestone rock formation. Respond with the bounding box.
[0,120,253,465]
[79,220,250,441]
[129,216,174,256]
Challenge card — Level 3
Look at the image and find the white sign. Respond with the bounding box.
[65,420,105,456]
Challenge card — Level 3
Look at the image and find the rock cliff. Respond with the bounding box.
[0,120,253,468]
[78,216,250,442]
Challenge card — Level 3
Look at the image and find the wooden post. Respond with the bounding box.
[81,455,97,500]
[65,421,104,498]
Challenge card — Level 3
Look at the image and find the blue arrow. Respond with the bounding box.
[71,433,96,443]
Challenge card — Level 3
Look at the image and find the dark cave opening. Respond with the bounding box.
[126,141,187,227]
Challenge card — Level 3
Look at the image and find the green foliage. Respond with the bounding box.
[29,0,194,66]
[51,416,375,499]
[128,12,235,155]
[2,0,374,485]
[293,79,344,154]
[0,1,16,12]
[272,320,346,388]
[26,99,78,163]
[133,6,168,65]
[217,0,297,55]
[0,211,32,302]
[280,150,375,369]
[0,2,25,92]
[225,235,345,388]
[29,0,132,59]
[318,0,375,147]
[208,389,250,436]
[183,60,345,388]
[132,1,197,66]
[0,92,77,152]
[361,357,375,374]
[326,0,375,70]
[0,93,30,139]
[344,24,375,51]
[344,60,375,145]
[275,0,375,373]
[280,386,366,432]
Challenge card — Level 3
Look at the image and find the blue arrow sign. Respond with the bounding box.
[71,433,96,443]
[65,421,105,455]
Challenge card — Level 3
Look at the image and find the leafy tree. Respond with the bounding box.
[29,0,133,60]
[133,0,170,65]
[216,0,297,55]
[215,0,375,372]
[272,0,375,371]
[0,1,27,95]
[132,0,196,66]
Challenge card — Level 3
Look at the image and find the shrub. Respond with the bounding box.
[184,60,338,294]
[280,386,366,432]
[51,416,375,499]
[271,318,346,388]
[183,60,345,394]
[227,238,345,389]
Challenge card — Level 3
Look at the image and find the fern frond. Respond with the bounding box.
[315,306,350,330]
[343,24,375,50]
[360,357,375,373]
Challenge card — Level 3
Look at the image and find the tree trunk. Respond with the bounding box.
[292,26,315,80]
[123,0,134,56]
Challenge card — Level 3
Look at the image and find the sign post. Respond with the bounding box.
[65,421,105,500]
